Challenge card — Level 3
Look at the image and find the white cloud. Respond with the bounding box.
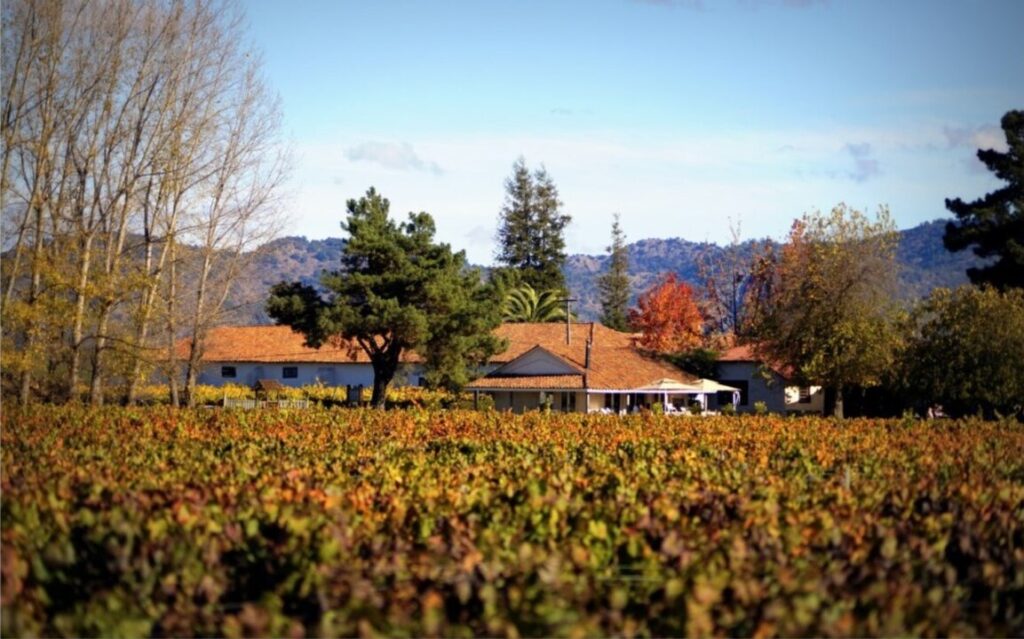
[345,141,443,175]
[285,125,992,264]
[942,124,1008,152]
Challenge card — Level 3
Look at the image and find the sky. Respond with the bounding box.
[244,0,1024,265]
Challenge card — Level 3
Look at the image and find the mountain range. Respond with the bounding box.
[225,219,982,325]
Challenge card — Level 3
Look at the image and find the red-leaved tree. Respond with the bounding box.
[628,273,704,353]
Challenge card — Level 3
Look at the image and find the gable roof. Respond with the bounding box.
[468,322,698,391]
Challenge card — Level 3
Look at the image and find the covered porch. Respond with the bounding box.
[470,378,741,415]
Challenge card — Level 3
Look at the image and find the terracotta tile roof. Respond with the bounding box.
[173,325,421,364]
[177,322,696,392]
[719,344,759,362]
[466,375,584,390]
[468,323,697,392]
[718,343,793,379]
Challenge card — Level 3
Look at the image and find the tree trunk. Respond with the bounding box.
[369,347,402,409]
[167,237,180,407]
[19,203,46,406]
[88,303,114,406]
[370,374,389,409]
[67,234,94,402]
[825,386,845,418]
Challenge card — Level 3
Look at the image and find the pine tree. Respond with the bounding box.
[944,109,1024,290]
[268,188,503,407]
[494,157,571,292]
[598,214,631,331]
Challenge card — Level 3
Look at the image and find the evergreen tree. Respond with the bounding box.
[944,109,1024,290]
[267,188,502,407]
[494,157,571,292]
[598,214,631,331]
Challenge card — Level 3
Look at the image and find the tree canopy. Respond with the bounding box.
[267,188,502,407]
[899,286,1024,419]
[598,214,631,332]
[628,273,703,354]
[0,0,286,406]
[744,205,900,417]
[944,109,1024,290]
[494,157,571,293]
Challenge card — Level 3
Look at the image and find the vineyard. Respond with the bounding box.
[2,407,1023,637]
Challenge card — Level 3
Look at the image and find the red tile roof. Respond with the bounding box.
[467,375,584,390]
[718,344,759,362]
[173,325,411,364]
[468,323,697,391]
[176,322,696,392]
[718,343,793,379]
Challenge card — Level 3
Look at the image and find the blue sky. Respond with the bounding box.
[245,0,1024,264]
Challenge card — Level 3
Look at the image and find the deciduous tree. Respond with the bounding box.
[944,109,1024,290]
[628,273,703,354]
[0,0,286,405]
[267,188,502,407]
[898,286,1024,419]
[743,204,900,417]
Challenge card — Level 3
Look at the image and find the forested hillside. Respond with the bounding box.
[226,219,982,324]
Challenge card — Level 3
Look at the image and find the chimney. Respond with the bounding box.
[563,297,577,345]
[585,339,592,369]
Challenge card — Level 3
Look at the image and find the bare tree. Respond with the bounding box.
[1,0,288,404]
[695,218,749,346]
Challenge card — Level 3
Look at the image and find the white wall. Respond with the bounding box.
[197,362,424,389]
[784,385,825,413]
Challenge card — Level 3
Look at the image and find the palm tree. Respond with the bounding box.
[502,284,569,323]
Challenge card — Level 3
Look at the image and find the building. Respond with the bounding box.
[173,325,424,389]
[714,344,824,414]
[466,323,725,414]
[175,322,731,413]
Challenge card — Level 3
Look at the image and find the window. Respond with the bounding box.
[717,380,749,406]
[282,366,298,379]
[221,366,236,379]
[603,394,623,413]
[560,392,576,412]
[798,387,812,404]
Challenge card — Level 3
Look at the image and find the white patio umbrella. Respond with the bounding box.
[689,378,741,410]
[636,378,703,412]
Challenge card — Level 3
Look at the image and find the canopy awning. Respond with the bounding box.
[688,378,740,393]
[635,377,699,392]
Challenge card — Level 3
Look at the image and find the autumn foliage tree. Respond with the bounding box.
[628,273,703,354]
[743,205,900,417]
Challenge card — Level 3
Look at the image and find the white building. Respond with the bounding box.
[176,323,731,414]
